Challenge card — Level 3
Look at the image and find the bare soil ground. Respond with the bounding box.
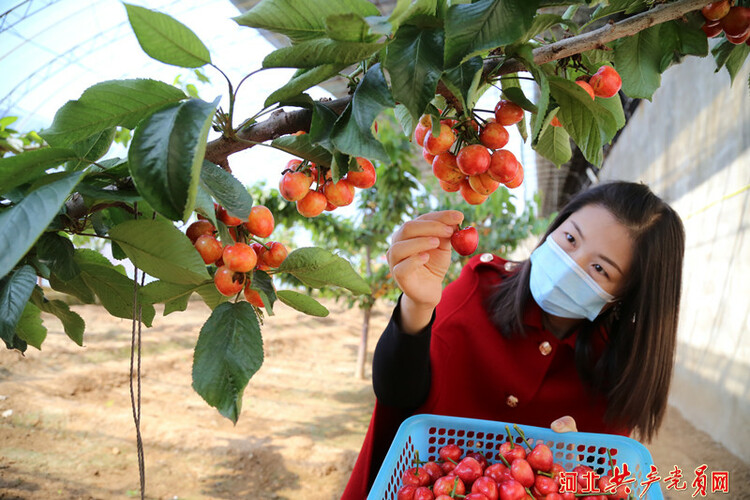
[0,299,747,499]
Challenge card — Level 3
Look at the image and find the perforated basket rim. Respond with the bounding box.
[367,413,664,500]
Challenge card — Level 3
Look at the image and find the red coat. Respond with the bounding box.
[341,253,631,499]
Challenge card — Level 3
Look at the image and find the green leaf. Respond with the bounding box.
[75,249,155,327]
[326,13,379,42]
[264,64,348,107]
[502,86,537,113]
[141,280,214,315]
[524,13,577,40]
[199,161,253,220]
[590,0,647,22]
[394,103,416,138]
[441,56,484,112]
[389,0,437,32]
[36,232,80,281]
[308,102,339,150]
[330,63,394,162]
[713,40,750,85]
[124,3,211,68]
[535,123,572,167]
[30,288,85,346]
[613,24,663,100]
[65,128,116,171]
[41,79,187,147]
[501,74,529,141]
[0,172,83,280]
[276,290,329,317]
[233,0,379,43]
[512,48,548,145]
[548,76,620,166]
[194,183,218,227]
[263,38,384,68]
[249,270,276,316]
[271,133,333,167]
[0,148,79,194]
[192,302,264,423]
[385,24,444,122]
[444,0,539,68]
[595,94,626,131]
[0,265,37,349]
[109,219,211,285]
[48,272,96,304]
[15,303,46,350]
[278,247,370,294]
[195,282,228,310]
[128,98,217,221]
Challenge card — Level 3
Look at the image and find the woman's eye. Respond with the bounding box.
[593,264,608,277]
[565,232,575,244]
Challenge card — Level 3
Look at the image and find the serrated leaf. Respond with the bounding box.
[192,301,263,423]
[441,56,484,112]
[0,265,37,349]
[278,247,370,295]
[264,64,348,107]
[444,0,539,68]
[15,303,46,350]
[330,63,394,162]
[548,76,620,167]
[389,0,438,32]
[75,250,155,327]
[195,282,228,310]
[0,172,83,280]
[36,232,80,281]
[48,272,96,304]
[309,102,339,150]
[613,24,663,100]
[65,128,116,171]
[0,148,79,194]
[41,79,186,147]
[272,134,333,167]
[124,3,211,68]
[326,13,379,42]
[194,183,219,227]
[722,42,750,85]
[141,280,214,315]
[199,161,253,220]
[394,103,416,138]
[233,0,379,43]
[249,270,276,316]
[535,122,572,166]
[128,97,217,221]
[263,38,383,68]
[30,288,85,346]
[276,290,329,317]
[385,24,444,122]
[110,219,211,285]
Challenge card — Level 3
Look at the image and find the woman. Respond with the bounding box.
[342,181,685,499]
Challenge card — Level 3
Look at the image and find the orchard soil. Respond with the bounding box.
[1,298,748,499]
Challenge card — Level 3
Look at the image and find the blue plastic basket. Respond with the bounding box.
[368,414,663,500]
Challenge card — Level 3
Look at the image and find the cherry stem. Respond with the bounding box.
[249,236,271,249]
[513,424,534,450]
[473,108,495,113]
[606,449,614,471]
[411,450,423,469]
[537,471,554,478]
[525,487,534,497]
[504,425,515,449]
[497,453,511,468]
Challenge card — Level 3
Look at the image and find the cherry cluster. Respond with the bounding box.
[186,203,287,306]
[415,102,526,206]
[701,1,750,44]
[396,439,631,500]
[278,156,377,217]
[550,65,622,127]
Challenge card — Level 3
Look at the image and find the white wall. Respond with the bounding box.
[598,53,750,462]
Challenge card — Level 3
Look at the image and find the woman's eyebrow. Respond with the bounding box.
[571,219,623,275]
[571,220,585,240]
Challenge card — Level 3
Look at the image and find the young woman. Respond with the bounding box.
[341,181,685,499]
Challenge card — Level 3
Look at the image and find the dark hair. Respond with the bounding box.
[486,181,685,442]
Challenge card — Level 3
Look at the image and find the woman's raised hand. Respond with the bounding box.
[386,211,463,333]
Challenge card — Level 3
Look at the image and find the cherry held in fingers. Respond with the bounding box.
[451,226,478,256]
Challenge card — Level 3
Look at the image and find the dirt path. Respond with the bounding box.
[0,299,747,499]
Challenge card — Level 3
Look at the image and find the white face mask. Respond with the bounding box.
[529,237,616,322]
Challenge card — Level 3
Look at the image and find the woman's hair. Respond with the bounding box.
[486,181,685,442]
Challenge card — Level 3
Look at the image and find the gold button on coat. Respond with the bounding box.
[539,341,552,356]
[506,395,519,407]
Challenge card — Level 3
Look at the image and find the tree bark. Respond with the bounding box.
[355,244,373,380]
[204,0,707,167]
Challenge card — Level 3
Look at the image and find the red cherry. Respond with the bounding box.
[488,149,519,184]
[213,266,244,296]
[402,466,431,487]
[424,123,456,155]
[702,20,723,38]
[527,443,553,472]
[440,179,462,192]
[479,121,509,150]
[432,152,464,184]
[484,463,511,484]
[471,476,499,500]
[258,241,288,268]
[494,100,524,126]
[726,30,750,44]
[194,234,223,264]
[346,157,377,189]
[186,220,216,243]
[414,486,435,500]
[498,478,526,500]
[243,284,265,308]
[505,163,524,189]
[323,178,355,207]
[576,80,595,100]
[457,144,491,176]
[222,242,257,273]
[216,205,242,226]
[245,205,274,238]
[433,475,466,496]
[451,226,479,256]
[454,456,483,487]
[703,1,731,21]
[500,442,526,463]
[459,178,489,205]
[296,190,327,217]
[279,171,312,201]
[468,172,500,196]
[510,459,534,488]
[589,65,622,98]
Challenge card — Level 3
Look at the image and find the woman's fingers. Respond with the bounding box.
[551,415,578,433]
[387,236,442,268]
[393,219,456,245]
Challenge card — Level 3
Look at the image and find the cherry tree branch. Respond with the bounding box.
[204,0,707,166]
